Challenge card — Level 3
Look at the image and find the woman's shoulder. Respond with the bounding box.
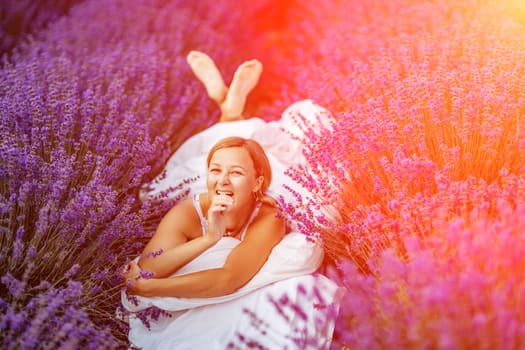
[254,200,284,225]
[243,201,285,243]
[160,195,203,238]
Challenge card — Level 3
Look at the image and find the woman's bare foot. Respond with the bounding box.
[220,59,263,122]
[187,51,228,104]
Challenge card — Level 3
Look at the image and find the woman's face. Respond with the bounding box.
[206,147,262,213]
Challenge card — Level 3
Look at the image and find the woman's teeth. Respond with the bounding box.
[216,190,233,197]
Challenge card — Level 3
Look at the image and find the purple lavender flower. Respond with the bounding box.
[1,0,281,347]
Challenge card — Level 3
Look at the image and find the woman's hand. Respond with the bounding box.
[122,261,148,295]
[206,194,234,241]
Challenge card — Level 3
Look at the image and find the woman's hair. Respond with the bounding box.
[207,137,274,204]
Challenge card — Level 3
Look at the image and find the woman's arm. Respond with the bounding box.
[128,205,285,298]
[137,197,219,278]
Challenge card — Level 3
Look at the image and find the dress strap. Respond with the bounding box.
[192,194,208,235]
[239,202,262,240]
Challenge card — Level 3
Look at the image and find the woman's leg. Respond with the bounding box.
[187,51,228,105]
[219,59,263,122]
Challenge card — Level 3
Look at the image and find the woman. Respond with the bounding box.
[125,136,284,298]
[121,51,340,349]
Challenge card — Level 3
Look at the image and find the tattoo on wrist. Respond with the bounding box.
[144,248,164,258]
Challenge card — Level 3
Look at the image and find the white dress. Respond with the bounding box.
[122,100,341,349]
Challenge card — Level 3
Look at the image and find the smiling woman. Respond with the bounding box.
[120,51,340,349]
[129,136,285,299]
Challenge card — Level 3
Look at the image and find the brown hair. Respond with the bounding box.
[207,137,274,204]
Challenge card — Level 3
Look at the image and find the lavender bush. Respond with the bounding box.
[275,0,525,347]
[0,0,266,348]
[0,0,80,57]
[330,201,525,349]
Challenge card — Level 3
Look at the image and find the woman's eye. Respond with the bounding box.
[209,168,220,174]
[230,171,243,176]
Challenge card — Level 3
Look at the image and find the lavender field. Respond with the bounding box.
[2,0,525,349]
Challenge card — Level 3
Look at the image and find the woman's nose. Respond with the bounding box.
[218,172,230,184]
